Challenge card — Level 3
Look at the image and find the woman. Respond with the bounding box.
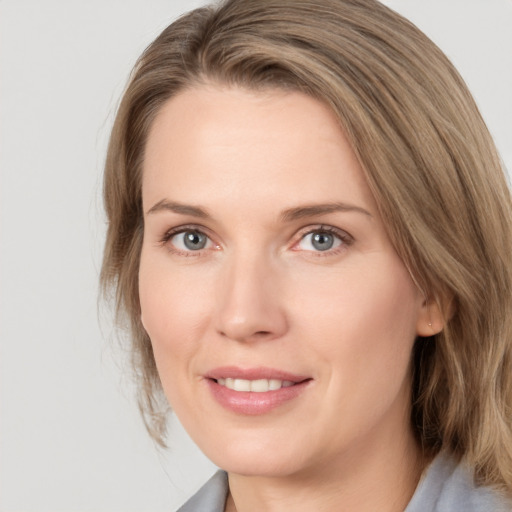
[101,0,512,510]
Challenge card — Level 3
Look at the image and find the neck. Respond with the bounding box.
[225,400,427,512]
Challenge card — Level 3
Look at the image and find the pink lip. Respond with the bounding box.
[205,366,309,382]
[204,366,312,415]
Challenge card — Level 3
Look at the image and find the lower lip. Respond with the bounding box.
[205,379,311,415]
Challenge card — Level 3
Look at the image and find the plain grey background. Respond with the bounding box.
[1,1,511,511]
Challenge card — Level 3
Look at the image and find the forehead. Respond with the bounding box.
[142,84,375,215]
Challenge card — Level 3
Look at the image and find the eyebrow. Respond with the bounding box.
[146,199,372,221]
[147,199,209,218]
[280,202,372,222]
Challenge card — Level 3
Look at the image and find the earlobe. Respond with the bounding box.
[416,296,449,337]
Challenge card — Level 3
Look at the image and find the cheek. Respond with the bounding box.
[293,257,421,384]
[138,251,218,419]
[138,251,213,368]
[290,259,421,445]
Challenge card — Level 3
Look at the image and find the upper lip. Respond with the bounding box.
[205,366,310,382]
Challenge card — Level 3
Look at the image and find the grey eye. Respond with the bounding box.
[297,230,343,252]
[167,230,210,252]
[182,230,208,250]
[311,232,335,251]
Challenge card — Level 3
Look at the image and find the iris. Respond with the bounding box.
[183,230,208,250]
[311,231,335,251]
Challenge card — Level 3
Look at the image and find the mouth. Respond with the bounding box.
[204,367,312,414]
[215,378,296,392]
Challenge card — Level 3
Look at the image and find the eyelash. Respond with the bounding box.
[159,224,216,257]
[158,224,353,257]
[293,225,353,256]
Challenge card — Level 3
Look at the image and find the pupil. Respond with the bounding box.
[184,231,206,250]
[312,232,333,251]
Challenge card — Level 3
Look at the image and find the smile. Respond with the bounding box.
[205,367,312,415]
[216,378,295,392]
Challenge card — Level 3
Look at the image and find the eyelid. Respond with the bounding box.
[159,224,220,255]
[157,223,353,256]
[291,224,354,254]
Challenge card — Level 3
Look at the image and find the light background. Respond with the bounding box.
[0,1,511,511]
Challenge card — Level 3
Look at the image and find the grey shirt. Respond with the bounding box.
[177,453,511,511]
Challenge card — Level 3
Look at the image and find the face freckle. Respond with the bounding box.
[139,84,428,478]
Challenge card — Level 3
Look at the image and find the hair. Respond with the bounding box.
[101,0,512,494]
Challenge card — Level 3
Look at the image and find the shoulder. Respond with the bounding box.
[176,470,229,512]
[406,453,512,512]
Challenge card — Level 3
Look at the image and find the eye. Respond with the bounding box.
[167,229,212,252]
[296,228,349,252]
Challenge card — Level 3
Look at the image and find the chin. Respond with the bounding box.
[197,429,314,477]
[216,455,308,478]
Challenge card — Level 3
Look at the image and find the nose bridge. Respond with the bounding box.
[215,247,287,342]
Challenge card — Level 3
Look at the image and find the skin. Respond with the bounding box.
[139,85,443,512]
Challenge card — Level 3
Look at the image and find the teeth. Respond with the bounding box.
[216,378,295,392]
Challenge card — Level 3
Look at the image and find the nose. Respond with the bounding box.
[214,253,288,343]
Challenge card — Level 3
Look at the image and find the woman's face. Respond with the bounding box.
[139,85,432,477]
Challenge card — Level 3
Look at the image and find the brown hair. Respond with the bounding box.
[101,0,512,493]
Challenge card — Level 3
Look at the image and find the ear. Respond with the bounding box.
[415,295,452,337]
